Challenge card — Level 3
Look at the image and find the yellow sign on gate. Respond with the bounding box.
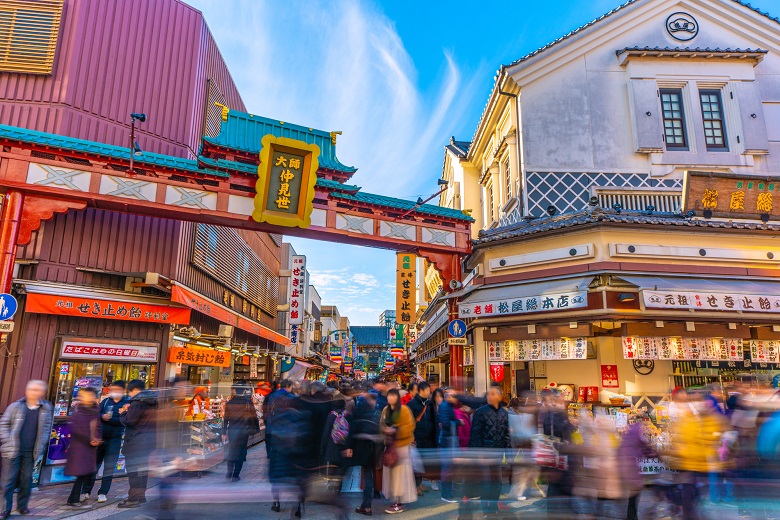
[253,134,319,228]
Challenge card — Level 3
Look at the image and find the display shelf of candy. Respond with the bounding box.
[183,418,224,456]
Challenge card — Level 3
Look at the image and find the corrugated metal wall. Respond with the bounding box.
[0,0,245,157]
[17,208,181,281]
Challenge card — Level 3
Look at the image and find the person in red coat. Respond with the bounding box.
[401,382,417,406]
[65,387,102,507]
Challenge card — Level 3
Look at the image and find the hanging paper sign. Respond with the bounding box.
[289,256,307,325]
[749,340,780,363]
[642,290,780,313]
[622,337,744,361]
[490,363,505,382]
[601,365,619,388]
[572,337,587,359]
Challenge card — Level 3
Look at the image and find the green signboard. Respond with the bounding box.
[266,150,306,214]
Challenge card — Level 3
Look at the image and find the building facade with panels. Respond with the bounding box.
[430,0,780,403]
[0,0,285,434]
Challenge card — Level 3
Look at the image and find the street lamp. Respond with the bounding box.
[129,113,146,175]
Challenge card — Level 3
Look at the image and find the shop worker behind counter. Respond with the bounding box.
[0,380,54,520]
[118,379,158,509]
[84,380,130,503]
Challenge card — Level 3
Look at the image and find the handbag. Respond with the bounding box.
[382,431,399,467]
[532,412,568,470]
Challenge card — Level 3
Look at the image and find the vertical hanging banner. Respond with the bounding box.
[396,253,417,324]
[290,255,306,325]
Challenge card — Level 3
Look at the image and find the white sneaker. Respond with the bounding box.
[97,494,107,503]
[430,481,440,491]
[79,493,90,502]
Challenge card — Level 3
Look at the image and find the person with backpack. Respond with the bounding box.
[406,381,436,495]
[321,398,351,469]
[349,390,381,516]
[223,385,261,481]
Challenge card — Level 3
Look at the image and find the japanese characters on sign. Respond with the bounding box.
[253,134,319,228]
[601,365,619,388]
[396,253,417,324]
[61,341,158,363]
[621,336,744,361]
[683,171,780,220]
[290,324,299,345]
[290,255,307,325]
[642,290,780,313]
[330,343,343,363]
[489,338,588,361]
[458,291,587,319]
[167,346,231,367]
[749,340,780,363]
[27,293,191,324]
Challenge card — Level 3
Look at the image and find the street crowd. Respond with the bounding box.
[1,378,780,519]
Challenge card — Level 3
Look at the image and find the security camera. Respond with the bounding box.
[130,113,147,123]
[449,279,463,291]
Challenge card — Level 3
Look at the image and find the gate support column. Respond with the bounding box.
[0,191,23,294]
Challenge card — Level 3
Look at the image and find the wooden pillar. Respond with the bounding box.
[0,191,23,294]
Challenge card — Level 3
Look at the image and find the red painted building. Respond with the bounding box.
[0,0,284,476]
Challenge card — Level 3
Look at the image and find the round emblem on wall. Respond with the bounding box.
[666,12,699,41]
[633,359,655,375]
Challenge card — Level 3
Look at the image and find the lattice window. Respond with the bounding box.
[503,156,512,201]
[699,90,727,150]
[0,0,63,74]
[660,89,687,149]
[203,79,227,138]
[525,172,683,216]
[192,224,279,316]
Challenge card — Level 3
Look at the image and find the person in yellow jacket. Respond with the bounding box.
[380,388,417,514]
[665,397,730,520]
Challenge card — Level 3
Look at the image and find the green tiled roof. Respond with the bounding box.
[196,155,256,175]
[0,124,230,178]
[330,191,474,222]
[315,177,360,193]
[203,109,357,173]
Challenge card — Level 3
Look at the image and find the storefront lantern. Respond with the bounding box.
[489,363,504,382]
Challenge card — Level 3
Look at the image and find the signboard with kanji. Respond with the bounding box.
[167,345,231,367]
[253,134,319,228]
[489,338,589,361]
[61,340,158,363]
[683,171,780,220]
[396,253,416,324]
[642,290,780,313]
[621,336,744,361]
[459,291,587,318]
[27,293,191,324]
[290,255,306,325]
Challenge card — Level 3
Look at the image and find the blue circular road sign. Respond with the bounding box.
[0,293,17,320]
[448,319,466,338]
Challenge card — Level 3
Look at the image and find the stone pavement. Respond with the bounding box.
[10,444,780,519]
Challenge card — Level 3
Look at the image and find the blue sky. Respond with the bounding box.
[190,0,777,324]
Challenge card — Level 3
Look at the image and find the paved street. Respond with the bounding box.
[9,443,777,519]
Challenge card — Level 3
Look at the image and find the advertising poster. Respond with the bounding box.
[601,364,619,388]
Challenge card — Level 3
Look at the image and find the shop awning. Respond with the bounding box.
[18,280,192,325]
[615,275,780,313]
[171,283,290,346]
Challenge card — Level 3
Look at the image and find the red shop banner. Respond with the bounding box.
[490,363,505,382]
[26,293,191,325]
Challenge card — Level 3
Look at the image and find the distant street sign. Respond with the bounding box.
[0,321,14,333]
[448,319,466,338]
[448,337,467,346]
[0,293,17,320]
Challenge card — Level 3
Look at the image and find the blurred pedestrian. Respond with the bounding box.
[265,379,293,463]
[407,381,436,495]
[381,388,417,514]
[83,380,129,502]
[268,382,308,516]
[349,391,380,516]
[0,380,53,519]
[507,395,542,503]
[453,399,472,448]
[468,386,510,515]
[223,385,260,481]
[438,389,460,502]
[401,383,417,406]
[118,379,158,508]
[299,381,335,467]
[65,387,102,507]
[618,420,655,520]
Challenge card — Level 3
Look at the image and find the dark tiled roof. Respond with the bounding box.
[351,326,390,347]
[617,46,767,57]
[445,137,471,158]
[475,207,780,246]
[315,177,360,193]
[329,191,474,222]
